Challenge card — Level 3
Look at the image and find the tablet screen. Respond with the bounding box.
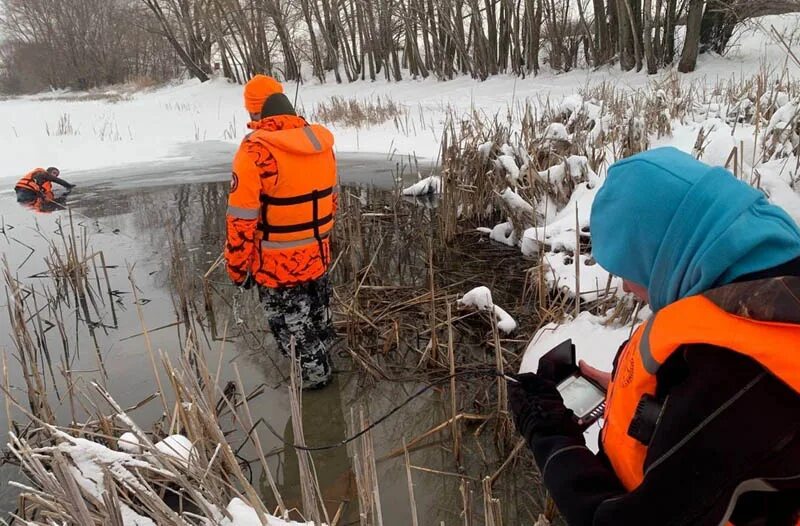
[557,375,606,418]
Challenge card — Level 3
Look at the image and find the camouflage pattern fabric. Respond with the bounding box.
[259,274,333,389]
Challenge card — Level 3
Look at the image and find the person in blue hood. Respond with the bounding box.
[509,147,800,526]
[592,147,800,312]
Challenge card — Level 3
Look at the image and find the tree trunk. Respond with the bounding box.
[593,0,611,63]
[623,0,644,71]
[642,0,657,73]
[300,0,326,82]
[700,0,737,54]
[266,1,299,81]
[616,0,635,70]
[678,0,704,72]
[532,0,542,73]
[662,0,677,63]
[608,0,619,53]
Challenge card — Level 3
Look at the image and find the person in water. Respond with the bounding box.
[224,75,338,390]
[15,167,75,203]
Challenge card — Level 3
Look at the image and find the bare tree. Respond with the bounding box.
[3,0,769,93]
[142,0,212,81]
[1,0,183,92]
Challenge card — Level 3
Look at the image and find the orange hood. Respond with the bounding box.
[247,115,334,155]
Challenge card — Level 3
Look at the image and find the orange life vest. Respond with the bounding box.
[602,277,800,493]
[15,168,51,194]
[251,125,336,249]
[227,121,337,288]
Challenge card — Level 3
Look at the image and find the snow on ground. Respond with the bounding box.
[1,14,798,184]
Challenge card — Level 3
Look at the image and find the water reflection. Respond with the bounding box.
[0,171,460,524]
[17,192,70,214]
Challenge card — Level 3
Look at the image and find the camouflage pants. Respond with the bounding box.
[258,275,333,388]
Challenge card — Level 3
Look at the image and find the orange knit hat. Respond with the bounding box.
[244,75,284,114]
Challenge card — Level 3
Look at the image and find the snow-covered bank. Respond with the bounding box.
[1,14,798,184]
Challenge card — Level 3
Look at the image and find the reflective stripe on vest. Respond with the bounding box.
[303,126,323,151]
[261,232,330,249]
[602,280,800,493]
[227,205,259,220]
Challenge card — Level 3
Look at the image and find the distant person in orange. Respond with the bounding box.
[225,75,338,390]
[15,167,75,203]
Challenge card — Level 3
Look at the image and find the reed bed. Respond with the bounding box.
[4,68,799,525]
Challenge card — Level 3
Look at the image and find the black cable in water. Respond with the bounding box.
[259,368,514,452]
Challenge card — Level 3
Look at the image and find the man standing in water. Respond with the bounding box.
[225,75,337,390]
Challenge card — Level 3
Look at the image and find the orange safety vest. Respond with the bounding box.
[228,122,337,288]
[602,277,800,495]
[15,168,51,194]
[253,125,336,249]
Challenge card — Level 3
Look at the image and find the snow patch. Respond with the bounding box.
[220,498,316,526]
[496,155,521,185]
[489,221,518,247]
[543,122,569,142]
[500,187,534,215]
[118,432,141,454]
[457,286,517,334]
[477,141,494,159]
[153,434,195,468]
[402,175,442,196]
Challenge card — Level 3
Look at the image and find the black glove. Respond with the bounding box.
[508,372,583,443]
[66,183,76,190]
[235,274,256,290]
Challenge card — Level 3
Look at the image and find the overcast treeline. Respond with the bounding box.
[0,0,797,93]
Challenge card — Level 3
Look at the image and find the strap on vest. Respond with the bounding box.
[261,186,334,206]
[16,173,42,193]
[311,189,329,267]
[259,186,334,243]
[260,214,333,235]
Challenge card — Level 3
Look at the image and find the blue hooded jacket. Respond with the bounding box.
[591,147,800,312]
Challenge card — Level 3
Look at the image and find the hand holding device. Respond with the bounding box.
[536,339,606,428]
[508,372,583,441]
